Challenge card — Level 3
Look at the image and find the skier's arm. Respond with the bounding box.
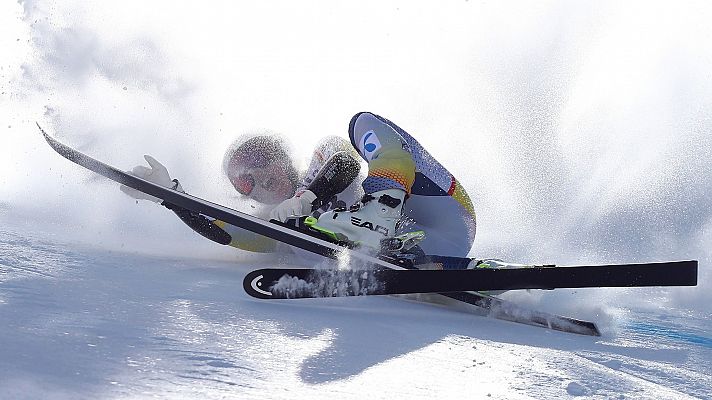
[305,150,360,209]
[162,200,279,253]
[161,201,232,245]
[269,137,361,222]
[299,136,361,191]
[120,155,279,252]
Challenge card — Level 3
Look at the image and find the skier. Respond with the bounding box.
[121,112,477,261]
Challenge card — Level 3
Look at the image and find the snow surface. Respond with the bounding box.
[1,227,710,399]
[2,0,712,398]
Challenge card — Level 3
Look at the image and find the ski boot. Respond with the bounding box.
[309,189,422,253]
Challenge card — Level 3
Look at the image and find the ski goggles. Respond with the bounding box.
[230,173,256,196]
[227,152,273,196]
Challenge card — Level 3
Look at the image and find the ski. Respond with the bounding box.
[440,291,601,336]
[244,267,602,335]
[39,125,608,336]
[243,260,698,299]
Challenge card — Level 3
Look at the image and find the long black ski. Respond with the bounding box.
[40,125,608,335]
[244,267,603,335]
[243,260,698,299]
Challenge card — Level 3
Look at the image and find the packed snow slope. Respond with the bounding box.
[2,0,712,398]
[1,228,710,399]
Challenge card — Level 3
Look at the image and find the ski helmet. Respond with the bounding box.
[223,133,299,200]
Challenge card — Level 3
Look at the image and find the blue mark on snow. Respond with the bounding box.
[628,322,712,349]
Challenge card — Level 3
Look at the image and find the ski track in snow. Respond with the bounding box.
[0,228,710,399]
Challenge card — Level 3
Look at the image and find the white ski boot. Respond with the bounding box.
[311,189,408,252]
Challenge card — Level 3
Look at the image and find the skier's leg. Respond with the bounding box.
[311,113,417,250]
[348,112,476,257]
[315,111,476,254]
[348,112,417,195]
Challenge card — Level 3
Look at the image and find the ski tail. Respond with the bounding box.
[440,291,601,336]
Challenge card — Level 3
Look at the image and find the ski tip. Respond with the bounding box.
[36,122,51,140]
[243,269,276,300]
[36,123,63,151]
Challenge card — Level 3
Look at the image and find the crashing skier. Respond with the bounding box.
[121,112,481,266]
[39,118,698,337]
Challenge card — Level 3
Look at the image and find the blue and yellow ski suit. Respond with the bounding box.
[171,112,476,258]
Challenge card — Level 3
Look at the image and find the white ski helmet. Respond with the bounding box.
[223,132,299,200]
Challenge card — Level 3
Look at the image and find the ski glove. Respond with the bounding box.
[269,190,317,222]
[120,155,179,202]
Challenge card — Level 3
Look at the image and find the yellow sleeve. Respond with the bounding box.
[212,220,279,253]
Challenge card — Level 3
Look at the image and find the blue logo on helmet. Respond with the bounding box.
[361,130,381,161]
